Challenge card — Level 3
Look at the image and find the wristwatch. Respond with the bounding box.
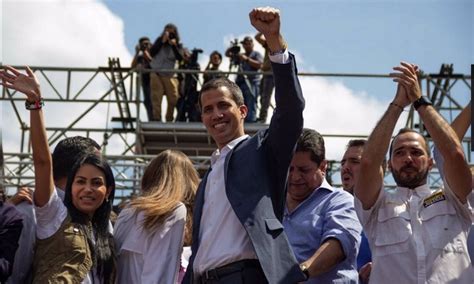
[300,263,310,280]
[413,96,432,110]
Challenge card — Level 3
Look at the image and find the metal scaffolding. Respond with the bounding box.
[1,62,471,200]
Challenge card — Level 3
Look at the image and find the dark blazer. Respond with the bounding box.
[184,54,306,284]
[0,201,24,283]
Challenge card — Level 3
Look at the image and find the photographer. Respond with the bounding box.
[176,48,202,122]
[149,23,184,122]
[203,50,223,85]
[225,36,263,122]
[131,36,153,121]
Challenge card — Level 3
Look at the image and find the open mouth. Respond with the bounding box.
[80,196,96,202]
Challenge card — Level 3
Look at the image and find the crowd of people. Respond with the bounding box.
[1,6,473,284]
[132,17,274,123]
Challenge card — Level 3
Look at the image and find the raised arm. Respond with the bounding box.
[0,66,54,207]
[249,7,304,157]
[354,63,412,209]
[451,101,471,141]
[254,32,267,47]
[397,66,471,202]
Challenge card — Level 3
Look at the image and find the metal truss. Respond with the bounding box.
[1,63,471,199]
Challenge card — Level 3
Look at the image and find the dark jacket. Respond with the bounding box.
[0,201,23,283]
[184,53,306,284]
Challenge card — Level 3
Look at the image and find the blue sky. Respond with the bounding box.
[1,0,472,161]
[106,0,472,83]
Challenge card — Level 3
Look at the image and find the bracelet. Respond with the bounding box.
[25,98,44,110]
[390,102,404,111]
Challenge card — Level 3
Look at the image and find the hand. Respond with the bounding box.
[7,187,34,205]
[359,262,372,284]
[249,7,281,37]
[239,54,249,62]
[169,38,177,46]
[390,62,422,104]
[0,66,41,101]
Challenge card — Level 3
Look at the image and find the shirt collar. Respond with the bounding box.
[396,183,431,198]
[210,135,249,166]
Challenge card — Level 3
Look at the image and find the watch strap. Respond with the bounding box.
[25,98,44,110]
[413,96,432,110]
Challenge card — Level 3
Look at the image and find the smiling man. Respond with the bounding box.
[183,7,306,284]
[284,128,362,283]
[354,62,473,283]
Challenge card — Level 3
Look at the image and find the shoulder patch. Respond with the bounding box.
[423,191,446,208]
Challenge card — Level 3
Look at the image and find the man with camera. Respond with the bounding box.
[131,37,153,121]
[149,23,184,122]
[225,36,263,123]
[176,48,202,122]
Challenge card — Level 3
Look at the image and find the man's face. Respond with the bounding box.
[210,54,221,66]
[200,86,247,149]
[389,132,433,188]
[341,146,363,193]
[288,151,327,204]
[242,40,254,53]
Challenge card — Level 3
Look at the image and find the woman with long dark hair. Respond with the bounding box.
[114,150,199,283]
[0,66,116,283]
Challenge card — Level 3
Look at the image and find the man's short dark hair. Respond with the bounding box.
[52,136,101,181]
[389,128,430,160]
[199,77,244,110]
[210,50,222,61]
[296,128,325,165]
[346,138,387,175]
[139,36,150,44]
[346,139,367,149]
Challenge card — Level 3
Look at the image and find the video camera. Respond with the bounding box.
[190,48,203,67]
[228,38,241,66]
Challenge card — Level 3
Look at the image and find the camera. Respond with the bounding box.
[190,48,203,66]
[228,39,241,66]
[140,42,150,51]
[168,32,176,40]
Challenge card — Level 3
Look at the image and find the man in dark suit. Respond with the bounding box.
[183,7,306,284]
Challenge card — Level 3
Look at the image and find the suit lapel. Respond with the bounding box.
[192,169,211,248]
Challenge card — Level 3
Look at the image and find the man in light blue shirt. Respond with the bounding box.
[284,128,362,283]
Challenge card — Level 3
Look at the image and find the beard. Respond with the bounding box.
[392,165,429,189]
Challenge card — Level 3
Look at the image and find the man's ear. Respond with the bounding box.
[239,105,248,119]
[427,157,434,171]
[320,160,328,174]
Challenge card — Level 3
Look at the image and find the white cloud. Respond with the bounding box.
[2,0,133,154]
[299,76,408,160]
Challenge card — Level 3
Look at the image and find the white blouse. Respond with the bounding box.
[114,203,186,284]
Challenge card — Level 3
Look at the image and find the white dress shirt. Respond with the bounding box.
[192,135,256,274]
[355,183,473,283]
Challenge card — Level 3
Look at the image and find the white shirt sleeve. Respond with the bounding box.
[34,189,67,240]
[354,185,385,227]
[268,49,290,64]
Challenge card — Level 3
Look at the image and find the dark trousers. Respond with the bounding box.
[198,259,268,284]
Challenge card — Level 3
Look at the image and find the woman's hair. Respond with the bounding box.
[64,154,116,283]
[129,150,199,245]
